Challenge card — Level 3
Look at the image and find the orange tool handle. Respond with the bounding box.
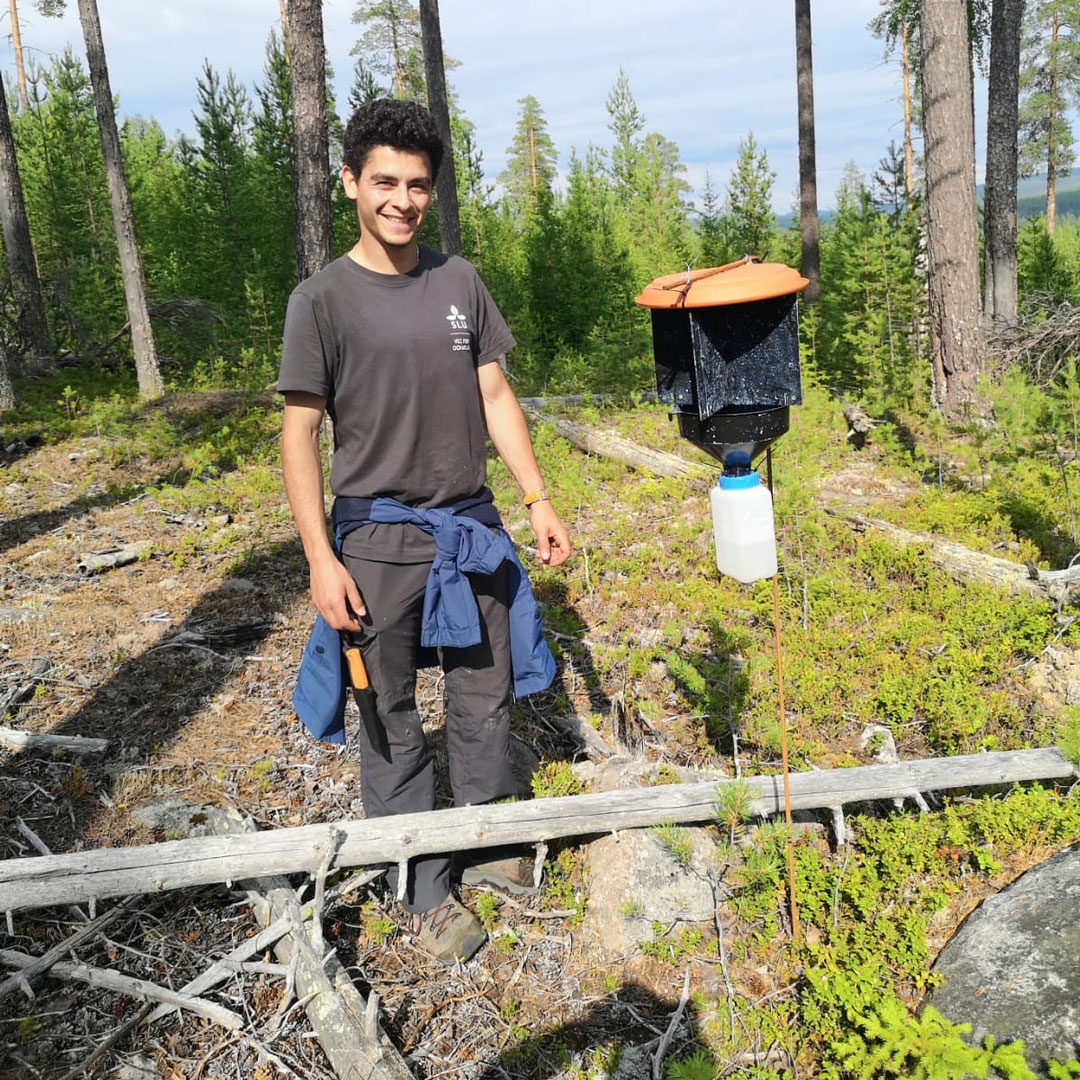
[344,646,370,690]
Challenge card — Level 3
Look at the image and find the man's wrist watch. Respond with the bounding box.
[523,486,549,507]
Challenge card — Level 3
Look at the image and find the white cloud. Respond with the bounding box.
[0,0,991,210]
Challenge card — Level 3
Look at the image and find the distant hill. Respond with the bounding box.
[772,174,1080,227]
[979,173,1080,222]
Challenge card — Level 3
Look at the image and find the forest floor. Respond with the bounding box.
[0,380,1078,1079]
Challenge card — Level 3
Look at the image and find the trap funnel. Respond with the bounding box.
[635,259,808,471]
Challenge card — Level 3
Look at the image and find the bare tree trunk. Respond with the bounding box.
[1048,12,1059,236]
[795,0,820,304]
[77,0,162,400]
[921,0,986,421]
[278,0,288,53]
[0,339,15,410]
[287,0,332,281]
[903,23,914,199]
[0,72,50,364]
[419,0,462,257]
[8,0,28,111]
[983,0,1022,325]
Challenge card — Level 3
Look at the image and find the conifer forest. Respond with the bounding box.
[1,2,1080,1079]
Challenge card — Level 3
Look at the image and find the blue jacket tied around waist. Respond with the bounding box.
[292,492,556,744]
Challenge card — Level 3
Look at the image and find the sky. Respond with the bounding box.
[0,0,990,212]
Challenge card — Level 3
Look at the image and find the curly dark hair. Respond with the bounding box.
[342,99,444,179]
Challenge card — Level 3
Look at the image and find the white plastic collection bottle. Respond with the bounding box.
[710,470,778,583]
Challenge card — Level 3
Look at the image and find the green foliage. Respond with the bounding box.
[639,923,704,964]
[832,994,1074,1080]
[530,759,584,799]
[724,132,776,259]
[665,1047,718,1080]
[1056,706,1080,769]
[474,891,501,931]
[651,822,693,866]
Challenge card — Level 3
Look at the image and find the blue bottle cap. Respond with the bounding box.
[718,470,760,490]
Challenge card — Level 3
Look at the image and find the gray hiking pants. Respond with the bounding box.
[341,525,516,913]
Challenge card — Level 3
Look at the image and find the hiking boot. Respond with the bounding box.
[458,849,538,895]
[402,894,486,966]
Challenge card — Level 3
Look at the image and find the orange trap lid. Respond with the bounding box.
[634,258,809,309]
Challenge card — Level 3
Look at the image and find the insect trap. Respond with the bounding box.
[635,258,810,940]
[634,258,808,583]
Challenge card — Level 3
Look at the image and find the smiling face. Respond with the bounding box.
[341,144,433,272]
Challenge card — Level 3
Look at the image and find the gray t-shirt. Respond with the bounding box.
[277,245,515,509]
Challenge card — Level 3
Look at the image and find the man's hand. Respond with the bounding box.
[529,500,571,567]
[310,553,366,631]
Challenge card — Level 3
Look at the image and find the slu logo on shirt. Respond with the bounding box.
[446,304,468,332]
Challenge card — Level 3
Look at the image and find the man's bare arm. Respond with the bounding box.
[476,362,571,567]
[281,391,365,629]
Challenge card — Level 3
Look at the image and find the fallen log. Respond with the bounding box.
[828,509,1078,597]
[517,393,658,410]
[205,809,413,1080]
[0,729,108,754]
[523,407,712,484]
[0,748,1071,914]
[77,541,153,575]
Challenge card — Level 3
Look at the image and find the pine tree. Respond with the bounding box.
[499,95,558,210]
[288,0,333,280]
[724,132,776,259]
[698,170,726,266]
[922,0,985,419]
[631,131,691,275]
[1018,0,1080,235]
[0,65,50,363]
[605,67,644,207]
[348,57,385,111]
[77,0,162,399]
[351,0,425,102]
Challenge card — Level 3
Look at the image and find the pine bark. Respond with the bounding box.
[1047,12,1060,235]
[983,0,1022,325]
[0,72,50,364]
[795,0,820,304]
[287,0,332,281]
[0,339,14,411]
[419,0,462,256]
[902,24,914,198]
[77,0,163,400]
[921,0,986,420]
[8,0,28,111]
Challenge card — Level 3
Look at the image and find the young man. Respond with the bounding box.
[278,99,570,965]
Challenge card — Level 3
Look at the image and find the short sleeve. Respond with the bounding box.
[471,268,516,368]
[277,289,333,397]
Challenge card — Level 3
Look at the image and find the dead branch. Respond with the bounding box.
[144,912,294,1025]
[0,657,51,721]
[0,948,243,1030]
[0,748,1071,914]
[0,895,141,1001]
[988,291,1080,386]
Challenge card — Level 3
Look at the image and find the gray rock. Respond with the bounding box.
[508,733,540,798]
[129,799,218,838]
[859,723,899,764]
[582,826,717,958]
[928,847,1080,1068]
